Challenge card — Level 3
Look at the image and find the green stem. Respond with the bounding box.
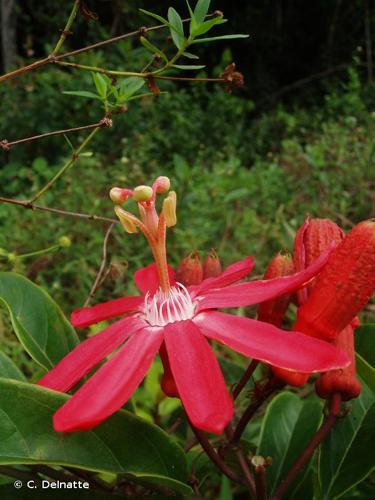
[29,126,99,202]
[51,0,81,56]
[57,61,143,77]
[16,244,61,259]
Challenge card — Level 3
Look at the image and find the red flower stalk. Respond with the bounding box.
[293,216,345,305]
[176,251,203,286]
[37,178,349,435]
[315,324,361,401]
[257,253,294,327]
[203,249,222,279]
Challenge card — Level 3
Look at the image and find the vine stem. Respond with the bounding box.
[0,13,215,83]
[225,425,256,498]
[233,359,259,400]
[51,0,81,56]
[188,421,243,485]
[271,393,343,500]
[231,377,284,444]
[0,196,119,224]
[29,124,103,202]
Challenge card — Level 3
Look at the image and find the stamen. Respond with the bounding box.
[142,283,195,326]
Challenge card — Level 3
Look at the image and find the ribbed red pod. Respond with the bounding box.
[258,253,294,327]
[176,251,203,286]
[203,249,222,279]
[315,325,361,401]
[295,220,375,342]
[293,217,345,305]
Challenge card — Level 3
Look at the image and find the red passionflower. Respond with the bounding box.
[37,178,349,435]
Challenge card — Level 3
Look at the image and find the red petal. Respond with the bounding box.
[37,316,146,392]
[196,249,331,311]
[191,256,254,295]
[164,320,233,434]
[53,327,163,433]
[134,263,176,294]
[71,296,143,329]
[194,311,349,372]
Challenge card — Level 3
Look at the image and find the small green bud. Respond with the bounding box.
[133,185,153,202]
[58,236,71,248]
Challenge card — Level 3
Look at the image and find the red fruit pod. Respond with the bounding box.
[295,220,375,342]
[270,367,309,387]
[176,251,203,286]
[315,325,361,401]
[258,252,294,327]
[293,216,345,305]
[203,249,222,279]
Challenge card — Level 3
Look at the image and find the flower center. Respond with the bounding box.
[143,284,195,326]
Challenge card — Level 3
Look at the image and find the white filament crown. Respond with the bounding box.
[143,283,195,326]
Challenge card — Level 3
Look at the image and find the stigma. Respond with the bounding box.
[143,284,196,326]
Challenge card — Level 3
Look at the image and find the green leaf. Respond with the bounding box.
[318,381,375,499]
[193,34,249,44]
[92,73,108,99]
[139,8,169,26]
[186,0,198,35]
[0,378,190,494]
[0,273,78,370]
[355,324,375,392]
[194,0,211,24]
[139,36,168,62]
[172,64,205,70]
[0,351,26,381]
[167,8,185,50]
[182,51,199,59]
[118,77,145,101]
[219,474,233,500]
[257,392,322,494]
[62,90,101,100]
[191,16,227,38]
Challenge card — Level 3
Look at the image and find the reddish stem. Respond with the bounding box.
[233,359,259,400]
[271,393,342,500]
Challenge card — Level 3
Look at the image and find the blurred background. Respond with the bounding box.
[0,0,374,321]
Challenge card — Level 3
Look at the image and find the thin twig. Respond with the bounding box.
[189,423,242,485]
[271,393,343,500]
[0,465,39,483]
[225,425,256,498]
[51,0,81,56]
[84,222,115,306]
[1,119,109,150]
[231,377,284,444]
[233,359,259,400]
[0,196,119,224]
[0,14,216,83]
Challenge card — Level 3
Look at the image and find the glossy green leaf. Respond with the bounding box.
[194,0,210,24]
[318,381,375,499]
[168,8,185,49]
[0,351,26,381]
[192,34,249,44]
[219,475,233,500]
[257,392,322,494]
[182,51,199,59]
[118,77,145,101]
[0,273,78,370]
[355,325,375,392]
[0,378,190,494]
[62,90,101,100]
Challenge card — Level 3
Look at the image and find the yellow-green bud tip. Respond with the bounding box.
[58,236,71,248]
[133,185,153,202]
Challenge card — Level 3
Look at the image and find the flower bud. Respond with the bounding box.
[133,185,153,203]
[203,249,222,279]
[315,325,361,401]
[162,191,177,227]
[258,253,294,327]
[176,251,203,286]
[295,220,375,342]
[294,217,345,305]
[58,236,71,248]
